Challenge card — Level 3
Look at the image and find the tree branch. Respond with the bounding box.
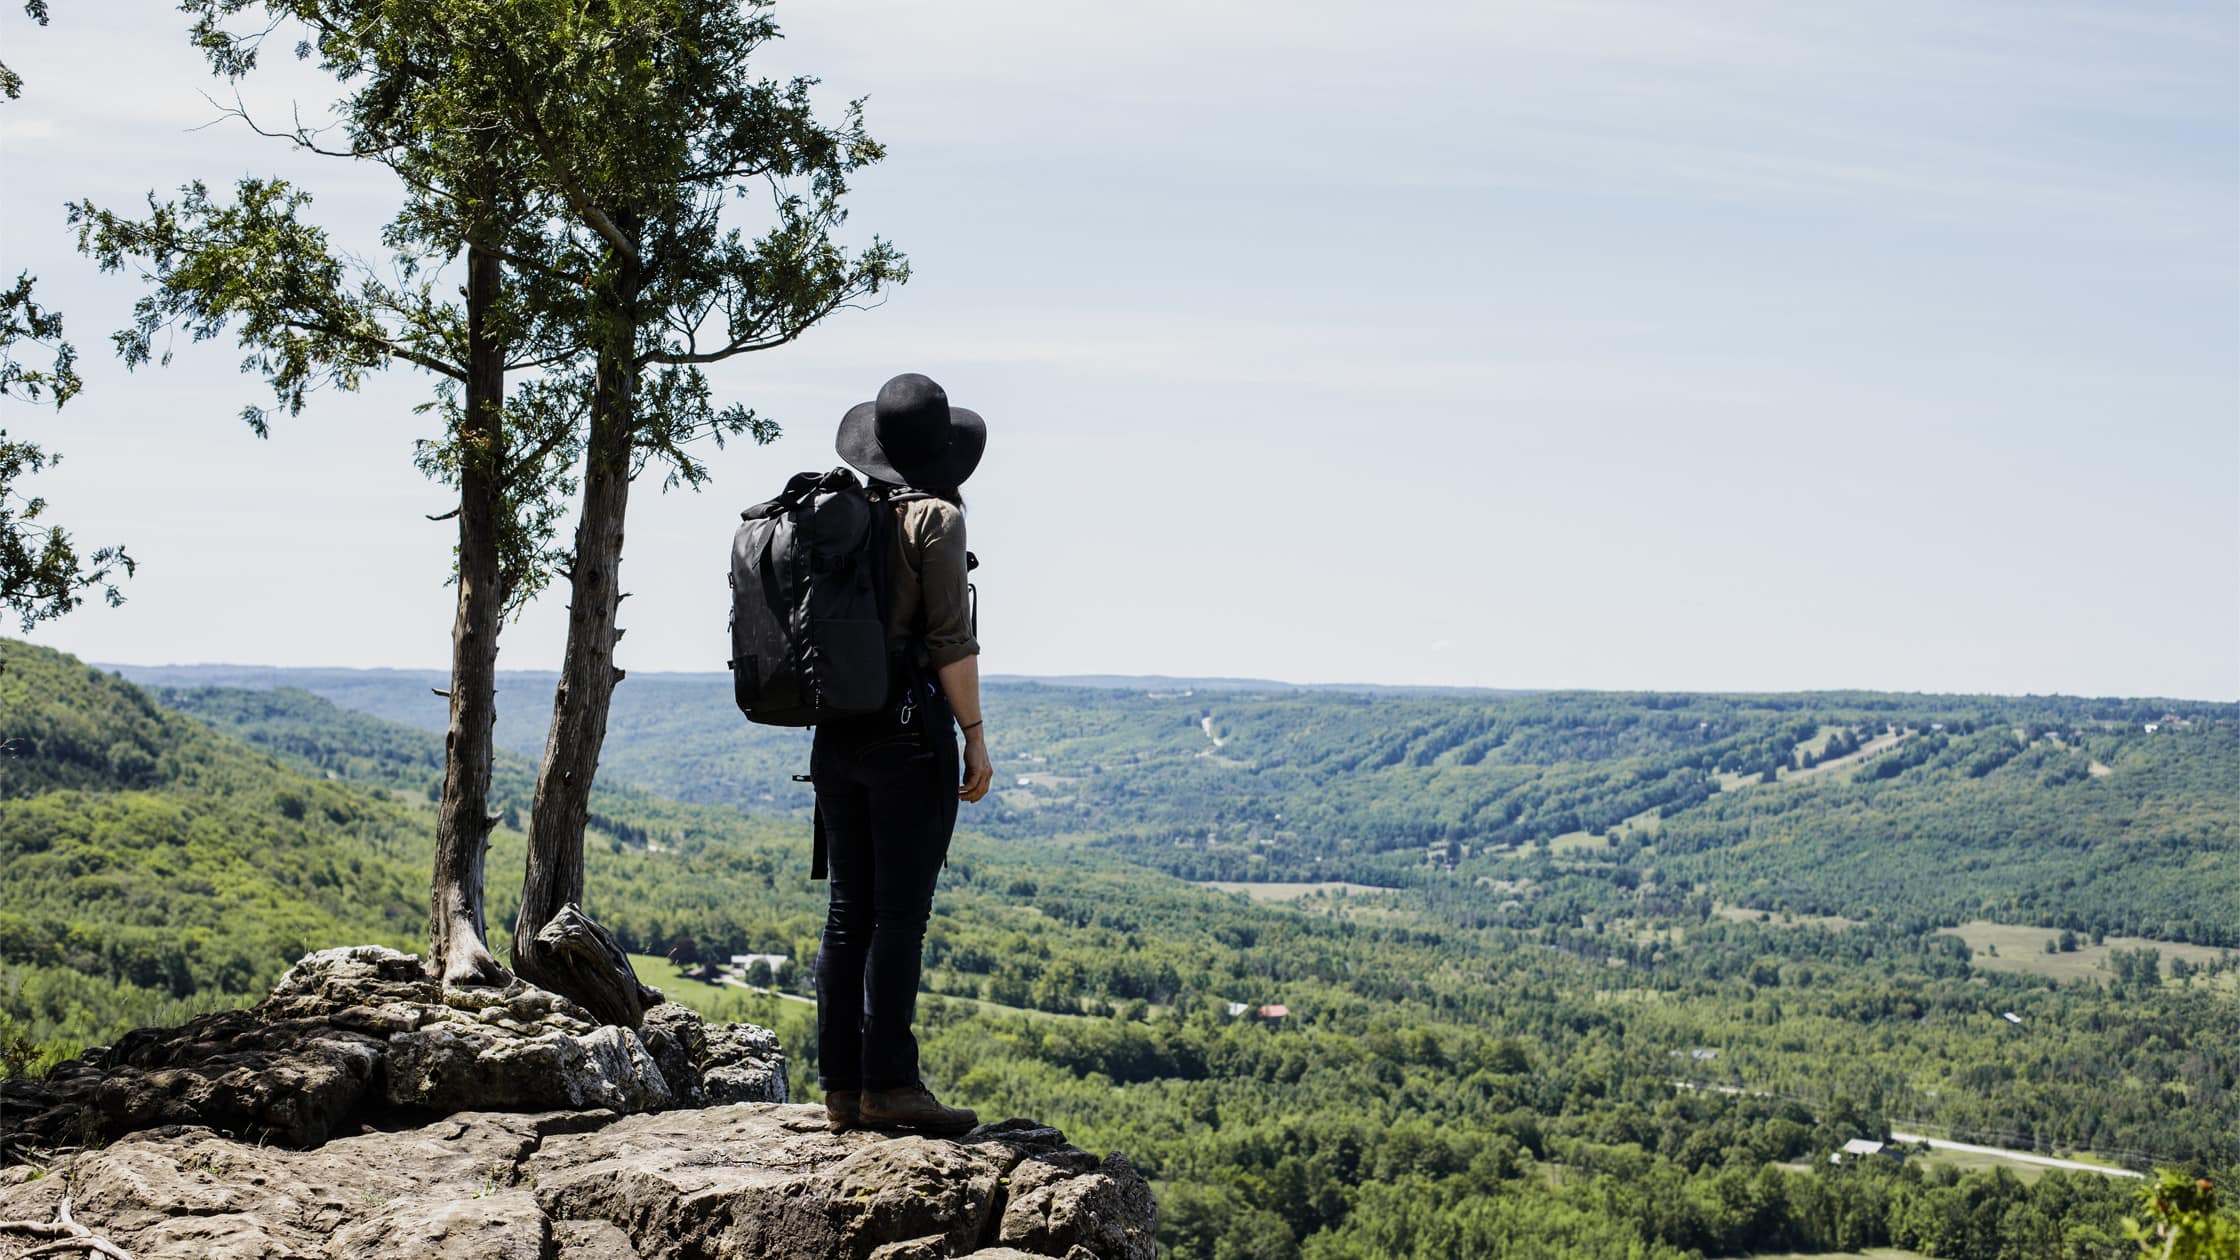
[507,103,638,267]
[638,289,872,367]
[278,319,465,381]
[465,235,588,290]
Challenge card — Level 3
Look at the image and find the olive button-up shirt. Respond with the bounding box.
[887,497,978,668]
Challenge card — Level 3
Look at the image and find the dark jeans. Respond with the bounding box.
[812,682,958,1091]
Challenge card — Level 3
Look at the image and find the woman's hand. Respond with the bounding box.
[959,729,993,803]
[939,655,992,803]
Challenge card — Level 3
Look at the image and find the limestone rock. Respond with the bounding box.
[555,1217,650,1259]
[387,1019,670,1114]
[526,1106,1154,1260]
[2,947,680,1157]
[639,1001,788,1107]
[997,1152,1159,1259]
[328,1188,553,1259]
[699,1019,788,1104]
[0,1106,1156,1260]
[0,947,1153,1257]
[89,1007,385,1150]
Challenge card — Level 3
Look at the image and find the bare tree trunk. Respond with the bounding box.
[514,244,660,1025]
[427,242,511,989]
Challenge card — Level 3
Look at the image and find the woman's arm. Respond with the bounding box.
[938,655,993,803]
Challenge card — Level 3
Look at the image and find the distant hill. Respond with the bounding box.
[108,660,2240,947]
[0,641,434,1055]
[14,641,2240,1255]
[984,673,1537,696]
[0,643,819,1063]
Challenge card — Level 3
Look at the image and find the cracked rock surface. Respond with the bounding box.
[0,947,1156,1259]
[0,1107,1155,1260]
[0,946,782,1157]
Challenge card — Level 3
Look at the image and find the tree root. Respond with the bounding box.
[434,925,514,990]
[1,1194,136,1260]
[512,902,664,1028]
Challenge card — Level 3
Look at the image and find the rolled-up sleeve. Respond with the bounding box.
[913,501,980,667]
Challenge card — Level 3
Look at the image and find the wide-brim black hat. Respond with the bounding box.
[836,372,986,491]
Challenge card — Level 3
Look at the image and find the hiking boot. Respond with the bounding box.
[824,1089,861,1132]
[860,1082,979,1136]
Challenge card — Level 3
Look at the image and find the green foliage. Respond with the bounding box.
[2,174,130,629]
[0,645,431,1059]
[0,3,133,636]
[15,642,2239,1256]
[179,669,2238,950]
[1,641,176,796]
[2125,1172,2240,1259]
[0,1,53,101]
[0,427,133,632]
[171,0,906,486]
[0,272,78,408]
[67,7,593,602]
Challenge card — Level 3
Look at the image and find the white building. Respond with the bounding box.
[1831,1138,1895,1164]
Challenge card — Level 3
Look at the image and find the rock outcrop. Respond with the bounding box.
[0,1106,1155,1259]
[0,946,781,1156]
[0,947,1156,1260]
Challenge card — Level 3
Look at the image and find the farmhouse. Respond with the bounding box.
[1830,1138,1901,1165]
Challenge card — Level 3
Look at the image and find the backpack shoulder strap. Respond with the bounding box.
[742,468,853,521]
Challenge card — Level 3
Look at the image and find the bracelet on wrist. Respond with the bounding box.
[959,719,984,734]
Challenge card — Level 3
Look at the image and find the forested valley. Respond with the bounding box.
[6,640,2237,1258]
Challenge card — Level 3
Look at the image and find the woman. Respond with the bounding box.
[816,372,996,1136]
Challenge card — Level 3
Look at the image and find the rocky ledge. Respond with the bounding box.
[0,947,1156,1260]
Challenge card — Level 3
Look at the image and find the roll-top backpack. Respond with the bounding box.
[728,467,915,726]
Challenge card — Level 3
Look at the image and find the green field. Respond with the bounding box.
[1545,828,1614,854]
[1939,921,2235,984]
[1910,1145,2053,1185]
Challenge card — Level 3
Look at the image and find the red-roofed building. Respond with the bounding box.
[1257,1004,1289,1021]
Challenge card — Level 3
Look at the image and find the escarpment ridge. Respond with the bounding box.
[0,947,1156,1260]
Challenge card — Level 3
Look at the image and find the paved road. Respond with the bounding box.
[1670,1084,2148,1180]
[1890,1131,2145,1179]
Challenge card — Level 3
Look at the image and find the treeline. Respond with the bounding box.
[13,642,2240,1256]
[118,665,2240,953]
[1656,725,2240,946]
[1303,1159,2137,1260]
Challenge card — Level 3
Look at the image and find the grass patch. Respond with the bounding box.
[1717,731,1912,792]
[628,953,812,1017]
[1937,922,2234,985]
[1911,1145,2050,1185]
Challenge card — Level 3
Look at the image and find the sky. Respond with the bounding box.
[3,0,2235,699]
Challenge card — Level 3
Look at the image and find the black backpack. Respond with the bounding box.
[728,468,911,726]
